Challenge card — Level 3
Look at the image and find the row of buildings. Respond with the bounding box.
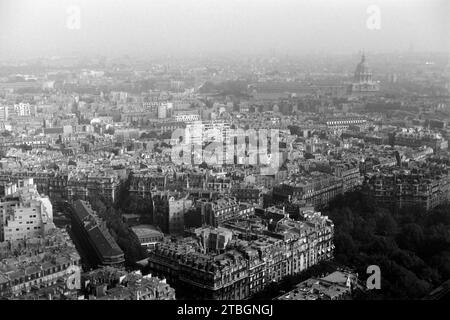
[364,166,450,211]
[277,269,360,300]
[0,170,122,205]
[0,179,175,300]
[80,268,175,300]
[272,172,345,209]
[0,228,81,299]
[146,206,334,299]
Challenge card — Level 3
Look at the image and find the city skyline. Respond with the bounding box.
[0,0,450,305]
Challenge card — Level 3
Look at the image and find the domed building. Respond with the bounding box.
[348,53,379,97]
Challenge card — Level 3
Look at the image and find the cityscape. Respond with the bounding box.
[0,0,449,304]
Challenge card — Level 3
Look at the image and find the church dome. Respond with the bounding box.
[354,54,373,83]
[355,56,370,73]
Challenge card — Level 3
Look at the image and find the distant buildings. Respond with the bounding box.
[0,105,8,122]
[326,117,367,131]
[14,103,35,117]
[0,103,36,122]
[184,120,231,149]
[390,129,448,151]
[348,54,380,97]
[173,110,201,122]
[139,101,173,120]
[1,50,449,301]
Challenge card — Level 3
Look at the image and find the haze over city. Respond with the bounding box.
[0,0,449,59]
[1,0,450,307]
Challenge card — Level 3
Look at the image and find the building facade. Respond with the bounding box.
[147,207,334,300]
[0,178,55,242]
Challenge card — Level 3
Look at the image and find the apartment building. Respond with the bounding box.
[0,178,55,242]
[147,207,334,300]
[152,191,193,235]
[365,168,450,211]
[0,228,81,299]
[273,172,343,209]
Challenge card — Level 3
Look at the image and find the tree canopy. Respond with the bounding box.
[325,191,450,299]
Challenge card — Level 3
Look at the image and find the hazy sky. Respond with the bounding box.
[0,0,449,59]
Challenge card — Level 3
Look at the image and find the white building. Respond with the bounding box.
[0,178,55,242]
[185,120,231,146]
[13,103,34,117]
[0,105,8,122]
[157,104,167,119]
[174,113,200,122]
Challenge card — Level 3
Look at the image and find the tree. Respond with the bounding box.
[430,251,450,279]
[324,191,450,299]
[397,223,424,252]
[376,213,398,236]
